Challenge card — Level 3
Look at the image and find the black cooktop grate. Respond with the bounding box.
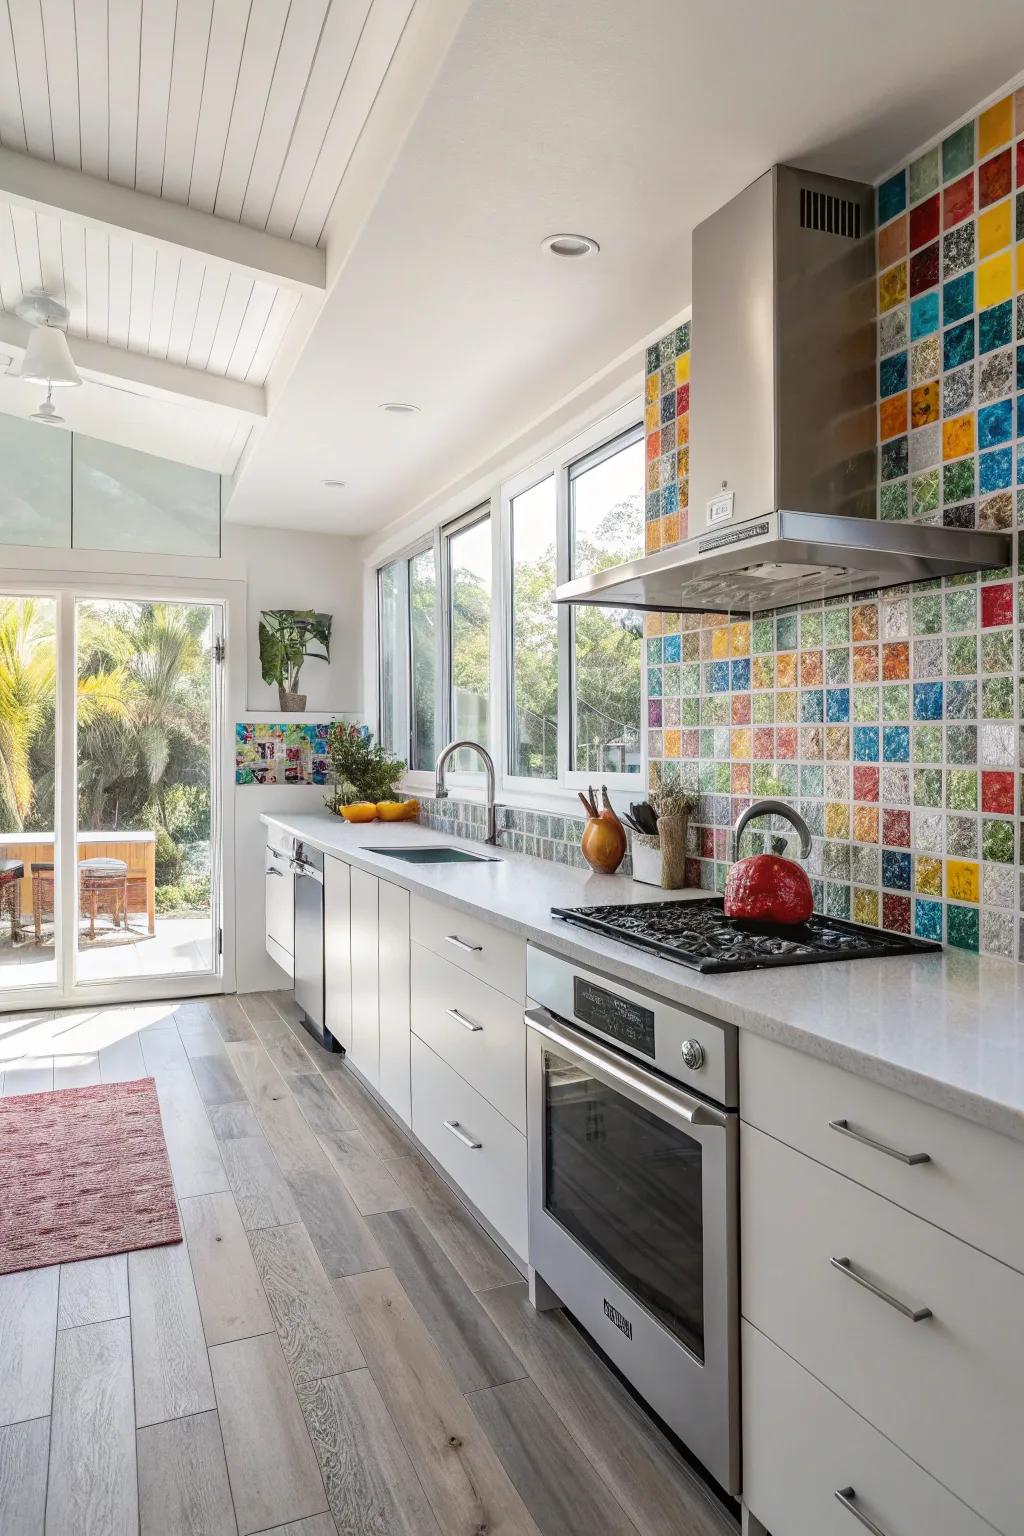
[551,898,941,973]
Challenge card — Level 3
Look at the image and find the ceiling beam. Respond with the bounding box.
[0,314,266,418]
[0,147,326,295]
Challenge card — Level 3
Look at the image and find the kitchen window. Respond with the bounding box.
[445,508,492,773]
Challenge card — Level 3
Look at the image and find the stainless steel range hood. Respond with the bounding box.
[556,165,1011,615]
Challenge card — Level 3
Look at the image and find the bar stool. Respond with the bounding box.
[0,859,24,943]
[79,857,129,941]
[31,862,54,943]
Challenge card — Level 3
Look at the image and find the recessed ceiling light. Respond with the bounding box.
[379,401,421,414]
[322,479,347,488]
[541,232,600,258]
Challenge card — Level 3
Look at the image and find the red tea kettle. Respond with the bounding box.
[724,800,813,925]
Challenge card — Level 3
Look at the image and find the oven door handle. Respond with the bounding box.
[525,1008,727,1131]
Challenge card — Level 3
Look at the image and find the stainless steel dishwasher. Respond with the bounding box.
[291,842,340,1053]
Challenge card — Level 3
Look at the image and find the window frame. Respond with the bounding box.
[439,501,492,789]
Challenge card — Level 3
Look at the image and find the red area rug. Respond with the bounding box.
[0,1078,181,1275]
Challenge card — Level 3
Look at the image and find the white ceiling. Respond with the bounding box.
[227,0,1024,538]
[0,1,1021,517]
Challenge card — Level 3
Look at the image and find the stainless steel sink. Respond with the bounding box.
[363,845,501,864]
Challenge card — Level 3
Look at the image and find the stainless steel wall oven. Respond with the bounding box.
[525,946,740,1494]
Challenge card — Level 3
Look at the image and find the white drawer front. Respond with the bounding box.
[411,943,525,1132]
[743,1322,996,1536]
[410,894,525,1004]
[742,1123,1021,1534]
[740,1031,1024,1274]
[411,1036,527,1262]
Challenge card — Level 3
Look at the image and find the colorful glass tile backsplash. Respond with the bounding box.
[235,721,341,785]
[644,322,690,552]
[642,83,1024,961]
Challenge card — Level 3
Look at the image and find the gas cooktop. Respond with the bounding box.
[551,898,941,973]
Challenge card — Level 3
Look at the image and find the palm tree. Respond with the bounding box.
[0,599,56,832]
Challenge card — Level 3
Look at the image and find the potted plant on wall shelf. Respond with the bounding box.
[259,609,332,711]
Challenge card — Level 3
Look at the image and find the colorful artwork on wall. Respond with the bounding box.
[235,721,337,785]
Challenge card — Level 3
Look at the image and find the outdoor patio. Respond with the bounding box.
[0,914,213,987]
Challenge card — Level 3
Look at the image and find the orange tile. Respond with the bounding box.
[880,393,908,441]
[851,602,879,641]
[646,430,661,461]
[979,95,1013,156]
[731,763,751,795]
[662,512,681,546]
[776,653,797,688]
[646,517,663,554]
[853,805,879,843]
[942,414,975,460]
[800,649,823,686]
[853,643,879,681]
[676,413,689,448]
[882,641,910,680]
[676,446,689,480]
[911,381,940,427]
[877,215,907,269]
[879,262,907,312]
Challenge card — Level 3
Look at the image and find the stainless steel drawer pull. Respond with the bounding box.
[443,1119,482,1149]
[829,1118,930,1166]
[445,934,483,953]
[835,1486,890,1535]
[830,1257,932,1322]
[446,1007,483,1033]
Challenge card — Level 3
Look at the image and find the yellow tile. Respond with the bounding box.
[645,402,660,432]
[852,887,880,927]
[730,622,750,657]
[825,803,850,839]
[942,414,975,461]
[879,263,907,312]
[946,858,979,903]
[775,691,797,723]
[663,729,681,757]
[645,373,659,403]
[979,95,1013,156]
[675,352,690,385]
[644,613,661,637]
[915,856,942,895]
[676,413,689,447]
[710,625,730,659]
[661,612,681,634]
[1017,242,1024,295]
[731,728,751,760]
[978,200,1011,258]
[645,518,662,555]
[978,250,1012,309]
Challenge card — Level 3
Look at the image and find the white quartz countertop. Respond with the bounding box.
[263,811,1024,1143]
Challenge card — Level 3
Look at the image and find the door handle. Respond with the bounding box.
[829,1118,930,1166]
[834,1486,891,1535]
[830,1257,932,1322]
[266,867,285,878]
[443,1119,482,1149]
[445,934,482,953]
[446,1007,483,1032]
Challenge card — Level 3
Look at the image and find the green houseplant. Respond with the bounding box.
[325,721,405,811]
[259,610,332,711]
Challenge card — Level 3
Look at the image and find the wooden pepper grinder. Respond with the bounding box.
[579,785,627,874]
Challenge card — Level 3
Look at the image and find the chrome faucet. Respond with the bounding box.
[731,798,812,863]
[434,739,500,845]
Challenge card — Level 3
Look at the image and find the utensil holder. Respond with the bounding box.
[631,835,662,886]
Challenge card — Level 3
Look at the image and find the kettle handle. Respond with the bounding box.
[732,798,812,862]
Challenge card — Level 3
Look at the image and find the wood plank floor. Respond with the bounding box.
[0,990,737,1536]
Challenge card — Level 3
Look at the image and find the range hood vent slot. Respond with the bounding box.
[799,186,861,238]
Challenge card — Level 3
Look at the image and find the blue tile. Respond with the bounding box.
[942,271,974,325]
[980,446,1013,493]
[879,351,908,398]
[979,301,1013,354]
[661,482,679,515]
[882,849,912,890]
[979,398,1013,448]
[1018,394,1024,439]
[662,633,681,664]
[943,320,975,370]
[878,170,907,225]
[660,390,676,424]
[648,667,663,698]
[709,661,729,693]
[646,636,662,664]
[914,899,943,942]
[645,492,662,522]
[853,726,879,761]
[910,292,939,340]
[913,681,943,720]
[800,689,824,723]
[825,688,850,723]
[1017,344,1024,391]
[730,658,750,691]
[882,725,910,761]
[945,679,977,719]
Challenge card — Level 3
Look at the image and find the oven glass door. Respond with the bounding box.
[542,1045,705,1361]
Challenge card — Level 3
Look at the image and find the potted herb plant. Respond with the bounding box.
[259,609,333,711]
[325,722,407,818]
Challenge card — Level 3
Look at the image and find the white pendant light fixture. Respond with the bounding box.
[16,295,82,420]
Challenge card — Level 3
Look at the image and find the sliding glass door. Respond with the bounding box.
[0,584,225,1012]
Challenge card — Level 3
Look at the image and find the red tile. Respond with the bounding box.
[882,893,911,934]
[731,764,751,795]
[909,241,939,296]
[714,827,731,860]
[881,641,910,680]
[942,173,974,228]
[680,729,699,758]
[981,771,1015,814]
[698,826,714,858]
[731,692,751,724]
[676,383,690,416]
[882,808,911,847]
[853,765,880,802]
[776,727,798,759]
[909,193,939,249]
[979,149,1012,208]
[800,650,824,686]
[685,857,702,889]
[981,582,1013,627]
[753,727,775,759]
[646,430,660,460]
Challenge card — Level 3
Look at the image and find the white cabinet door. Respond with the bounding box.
[265,838,294,977]
[324,857,352,1053]
[349,867,379,1087]
[378,880,411,1125]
